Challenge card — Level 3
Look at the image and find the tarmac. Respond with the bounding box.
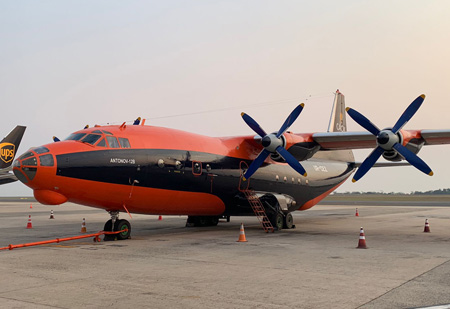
[0,201,450,309]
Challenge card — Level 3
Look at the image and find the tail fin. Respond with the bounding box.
[0,126,26,169]
[328,90,347,132]
[316,90,354,162]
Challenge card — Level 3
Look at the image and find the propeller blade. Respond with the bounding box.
[276,103,305,138]
[393,143,433,176]
[243,149,270,180]
[353,146,384,182]
[241,113,267,138]
[53,136,60,142]
[346,107,381,136]
[276,146,307,176]
[392,94,425,134]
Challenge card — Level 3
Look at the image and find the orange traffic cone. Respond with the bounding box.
[237,223,248,242]
[355,208,359,217]
[26,215,33,229]
[49,210,54,219]
[158,215,162,221]
[424,219,430,233]
[357,227,367,249]
[80,218,87,233]
[30,203,33,209]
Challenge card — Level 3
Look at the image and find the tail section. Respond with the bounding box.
[317,90,354,162]
[0,126,26,169]
[328,90,347,132]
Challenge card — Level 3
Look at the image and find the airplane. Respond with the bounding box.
[11,90,450,240]
[0,126,26,185]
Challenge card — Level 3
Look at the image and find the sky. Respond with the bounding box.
[1,0,450,196]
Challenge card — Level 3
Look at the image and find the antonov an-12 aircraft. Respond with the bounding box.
[12,91,450,240]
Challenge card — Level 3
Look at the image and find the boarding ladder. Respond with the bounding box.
[242,189,274,233]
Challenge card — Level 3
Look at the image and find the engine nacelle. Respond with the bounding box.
[382,150,403,162]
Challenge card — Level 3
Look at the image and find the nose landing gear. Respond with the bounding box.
[104,211,131,241]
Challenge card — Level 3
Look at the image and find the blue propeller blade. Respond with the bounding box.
[241,113,267,138]
[393,143,433,176]
[276,103,304,138]
[276,146,307,176]
[53,136,60,142]
[352,146,384,182]
[346,107,381,136]
[392,94,425,134]
[243,149,270,180]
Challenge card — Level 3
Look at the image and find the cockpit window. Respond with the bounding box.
[34,147,49,154]
[106,136,120,148]
[81,134,101,145]
[102,130,113,135]
[65,133,87,141]
[96,138,107,147]
[39,154,54,166]
[118,138,131,148]
[92,130,102,134]
[19,151,34,160]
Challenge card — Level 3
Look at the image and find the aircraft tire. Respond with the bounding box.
[115,219,131,240]
[272,213,284,231]
[103,219,116,241]
[283,213,294,229]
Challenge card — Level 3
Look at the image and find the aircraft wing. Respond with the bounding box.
[310,129,450,150]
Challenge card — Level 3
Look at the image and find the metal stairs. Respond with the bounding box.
[242,189,274,233]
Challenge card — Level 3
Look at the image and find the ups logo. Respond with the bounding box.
[0,143,15,164]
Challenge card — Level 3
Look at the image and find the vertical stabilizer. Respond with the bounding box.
[314,90,353,162]
[0,126,26,169]
[328,90,347,132]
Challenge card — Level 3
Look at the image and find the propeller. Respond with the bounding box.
[241,104,307,180]
[346,94,433,182]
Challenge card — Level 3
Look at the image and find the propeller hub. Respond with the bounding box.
[376,129,400,150]
[262,134,283,153]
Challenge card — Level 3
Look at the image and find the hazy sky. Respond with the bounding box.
[1,1,450,196]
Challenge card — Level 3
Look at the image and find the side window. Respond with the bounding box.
[96,138,107,147]
[192,161,202,175]
[118,138,131,148]
[106,136,120,148]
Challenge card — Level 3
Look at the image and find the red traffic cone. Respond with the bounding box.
[357,227,367,249]
[49,210,54,219]
[237,223,248,242]
[30,203,33,209]
[355,208,359,217]
[26,215,33,229]
[158,215,162,221]
[424,219,430,233]
[80,218,87,233]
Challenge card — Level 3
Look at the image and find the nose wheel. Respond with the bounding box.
[104,211,131,241]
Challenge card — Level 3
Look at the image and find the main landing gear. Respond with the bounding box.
[269,212,295,231]
[104,211,131,241]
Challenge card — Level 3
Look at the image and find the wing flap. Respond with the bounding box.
[312,132,376,150]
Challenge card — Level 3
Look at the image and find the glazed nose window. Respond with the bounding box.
[39,154,54,166]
